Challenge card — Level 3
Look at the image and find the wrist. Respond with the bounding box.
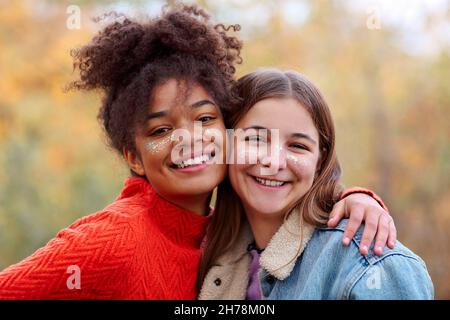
[340,187,388,212]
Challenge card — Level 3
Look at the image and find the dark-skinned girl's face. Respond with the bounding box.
[124,79,227,212]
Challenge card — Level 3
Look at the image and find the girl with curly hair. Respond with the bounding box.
[0,4,394,299]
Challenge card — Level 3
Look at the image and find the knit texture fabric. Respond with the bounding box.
[0,177,210,299]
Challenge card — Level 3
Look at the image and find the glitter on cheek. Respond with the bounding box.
[145,134,173,154]
[286,154,314,175]
[286,153,320,185]
[203,128,214,139]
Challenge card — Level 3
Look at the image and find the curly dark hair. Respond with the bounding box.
[67,4,242,158]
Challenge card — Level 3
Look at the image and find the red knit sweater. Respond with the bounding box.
[0,177,210,299]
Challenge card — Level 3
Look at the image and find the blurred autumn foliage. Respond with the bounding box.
[0,0,449,298]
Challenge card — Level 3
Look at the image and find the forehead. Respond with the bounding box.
[236,98,319,138]
[149,79,213,113]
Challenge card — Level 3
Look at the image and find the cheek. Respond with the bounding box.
[144,135,173,155]
[228,166,245,203]
[228,164,239,183]
[140,137,173,172]
[228,164,248,189]
[287,154,318,181]
[233,143,261,165]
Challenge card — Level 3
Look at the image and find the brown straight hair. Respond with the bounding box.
[197,68,343,289]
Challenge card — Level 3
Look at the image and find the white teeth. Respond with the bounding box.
[176,154,211,168]
[255,177,285,187]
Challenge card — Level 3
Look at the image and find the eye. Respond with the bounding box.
[150,127,171,136]
[290,143,308,151]
[245,135,266,143]
[198,115,216,123]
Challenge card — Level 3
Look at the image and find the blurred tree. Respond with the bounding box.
[0,0,448,298]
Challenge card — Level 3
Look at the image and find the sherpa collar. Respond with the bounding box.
[259,211,315,280]
[219,211,316,281]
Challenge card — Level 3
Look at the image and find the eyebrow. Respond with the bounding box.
[242,126,268,131]
[145,99,217,122]
[191,99,216,109]
[242,126,317,144]
[291,133,317,145]
[145,110,168,121]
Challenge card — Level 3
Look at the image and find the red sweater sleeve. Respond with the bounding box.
[340,187,388,212]
[0,212,136,299]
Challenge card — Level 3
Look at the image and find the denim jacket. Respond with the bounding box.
[199,212,434,300]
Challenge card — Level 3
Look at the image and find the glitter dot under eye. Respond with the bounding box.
[287,154,309,167]
[145,135,173,154]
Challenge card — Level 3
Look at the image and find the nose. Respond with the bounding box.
[172,120,204,151]
[260,145,287,175]
[277,148,287,170]
[188,120,204,145]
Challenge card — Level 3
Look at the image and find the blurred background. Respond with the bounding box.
[0,0,449,298]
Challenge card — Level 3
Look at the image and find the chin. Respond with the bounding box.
[189,182,218,195]
[247,200,287,217]
[177,177,220,195]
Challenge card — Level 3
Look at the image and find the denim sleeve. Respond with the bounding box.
[348,254,434,300]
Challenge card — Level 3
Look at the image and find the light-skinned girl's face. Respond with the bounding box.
[128,79,227,206]
[229,97,321,220]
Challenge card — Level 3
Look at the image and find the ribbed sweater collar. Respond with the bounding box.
[117,177,210,248]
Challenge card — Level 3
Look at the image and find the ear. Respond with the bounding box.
[123,147,145,176]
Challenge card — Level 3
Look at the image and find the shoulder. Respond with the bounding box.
[47,207,142,263]
[64,183,155,242]
[316,219,426,266]
[312,219,434,299]
[0,208,140,299]
[60,210,136,241]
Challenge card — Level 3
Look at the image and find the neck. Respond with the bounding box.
[244,207,285,250]
[169,193,212,216]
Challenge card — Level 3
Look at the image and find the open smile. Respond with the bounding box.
[170,150,216,172]
[249,174,290,189]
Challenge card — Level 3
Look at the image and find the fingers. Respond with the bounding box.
[328,199,346,228]
[342,205,364,246]
[387,215,397,249]
[373,214,391,256]
[333,193,397,255]
[358,207,379,255]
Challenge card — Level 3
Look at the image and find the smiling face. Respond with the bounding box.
[229,97,321,222]
[125,79,227,213]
